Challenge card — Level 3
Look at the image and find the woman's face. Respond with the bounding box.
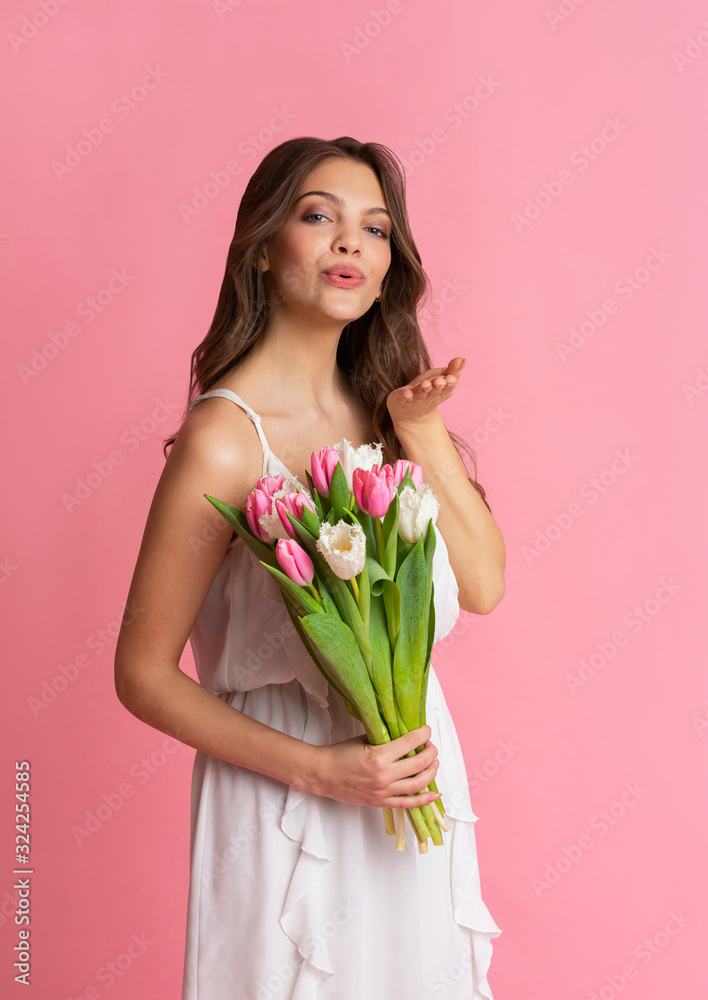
[260,157,392,325]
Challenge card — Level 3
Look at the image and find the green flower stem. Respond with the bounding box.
[395,710,446,828]
[406,804,432,843]
[307,583,322,604]
[405,807,425,844]
[382,731,431,844]
[410,760,445,818]
[401,687,446,819]
[383,807,396,836]
[427,776,445,817]
[375,517,386,565]
[357,562,370,631]
[385,713,438,843]
[420,803,444,845]
[350,575,360,604]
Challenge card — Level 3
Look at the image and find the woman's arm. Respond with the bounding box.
[114,402,441,810]
[388,357,506,615]
[114,403,317,786]
[394,409,506,615]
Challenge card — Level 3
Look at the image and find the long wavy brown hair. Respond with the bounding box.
[163,135,491,513]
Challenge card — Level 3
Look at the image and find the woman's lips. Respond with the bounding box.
[321,272,365,288]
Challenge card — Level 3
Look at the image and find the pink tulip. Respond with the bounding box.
[275,538,314,586]
[311,447,341,497]
[275,492,316,538]
[393,459,424,490]
[245,488,272,542]
[352,464,396,518]
[255,474,285,498]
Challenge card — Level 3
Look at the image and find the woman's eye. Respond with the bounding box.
[303,214,389,239]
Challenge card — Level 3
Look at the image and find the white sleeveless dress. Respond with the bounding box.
[180,388,502,1000]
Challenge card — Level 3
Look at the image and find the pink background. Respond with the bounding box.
[3,1,707,997]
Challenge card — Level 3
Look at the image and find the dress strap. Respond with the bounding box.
[188,388,271,477]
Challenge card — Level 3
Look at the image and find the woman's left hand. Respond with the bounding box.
[387,356,465,426]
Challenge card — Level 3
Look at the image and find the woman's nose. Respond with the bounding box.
[331,224,362,254]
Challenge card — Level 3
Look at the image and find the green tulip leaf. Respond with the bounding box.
[369,593,397,733]
[300,614,388,745]
[280,596,351,706]
[328,461,350,522]
[304,471,324,520]
[365,557,400,647]
[260,562,322,615]
[204,494,277,566]
[381,491,400,578]
[392,533,429,732]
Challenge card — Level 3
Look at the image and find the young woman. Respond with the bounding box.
[114,136,505,999]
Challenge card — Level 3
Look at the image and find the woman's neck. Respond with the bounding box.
[224,315,352,414]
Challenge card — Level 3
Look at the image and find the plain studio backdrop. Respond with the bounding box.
[2,1,707,997]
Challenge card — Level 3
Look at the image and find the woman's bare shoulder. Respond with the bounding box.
[173,394,265,498]
[114,398,265,686]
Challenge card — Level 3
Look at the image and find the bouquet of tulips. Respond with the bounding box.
[204,439,451,852]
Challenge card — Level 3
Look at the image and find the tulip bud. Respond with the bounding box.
[311,446,341,498]
[393,459,424,490]
[275,492,316,538]
[245,488,273,542]
[255,474,285,498]
[352,464,396,518]
[276,538,315,586]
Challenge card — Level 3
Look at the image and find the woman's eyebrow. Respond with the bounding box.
[294,190,391,218]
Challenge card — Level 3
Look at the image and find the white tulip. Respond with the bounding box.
[397,484,440,544]
[315,519,367,580]
[331,438,383,492]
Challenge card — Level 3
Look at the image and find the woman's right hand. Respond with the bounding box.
[306,725,442,810]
